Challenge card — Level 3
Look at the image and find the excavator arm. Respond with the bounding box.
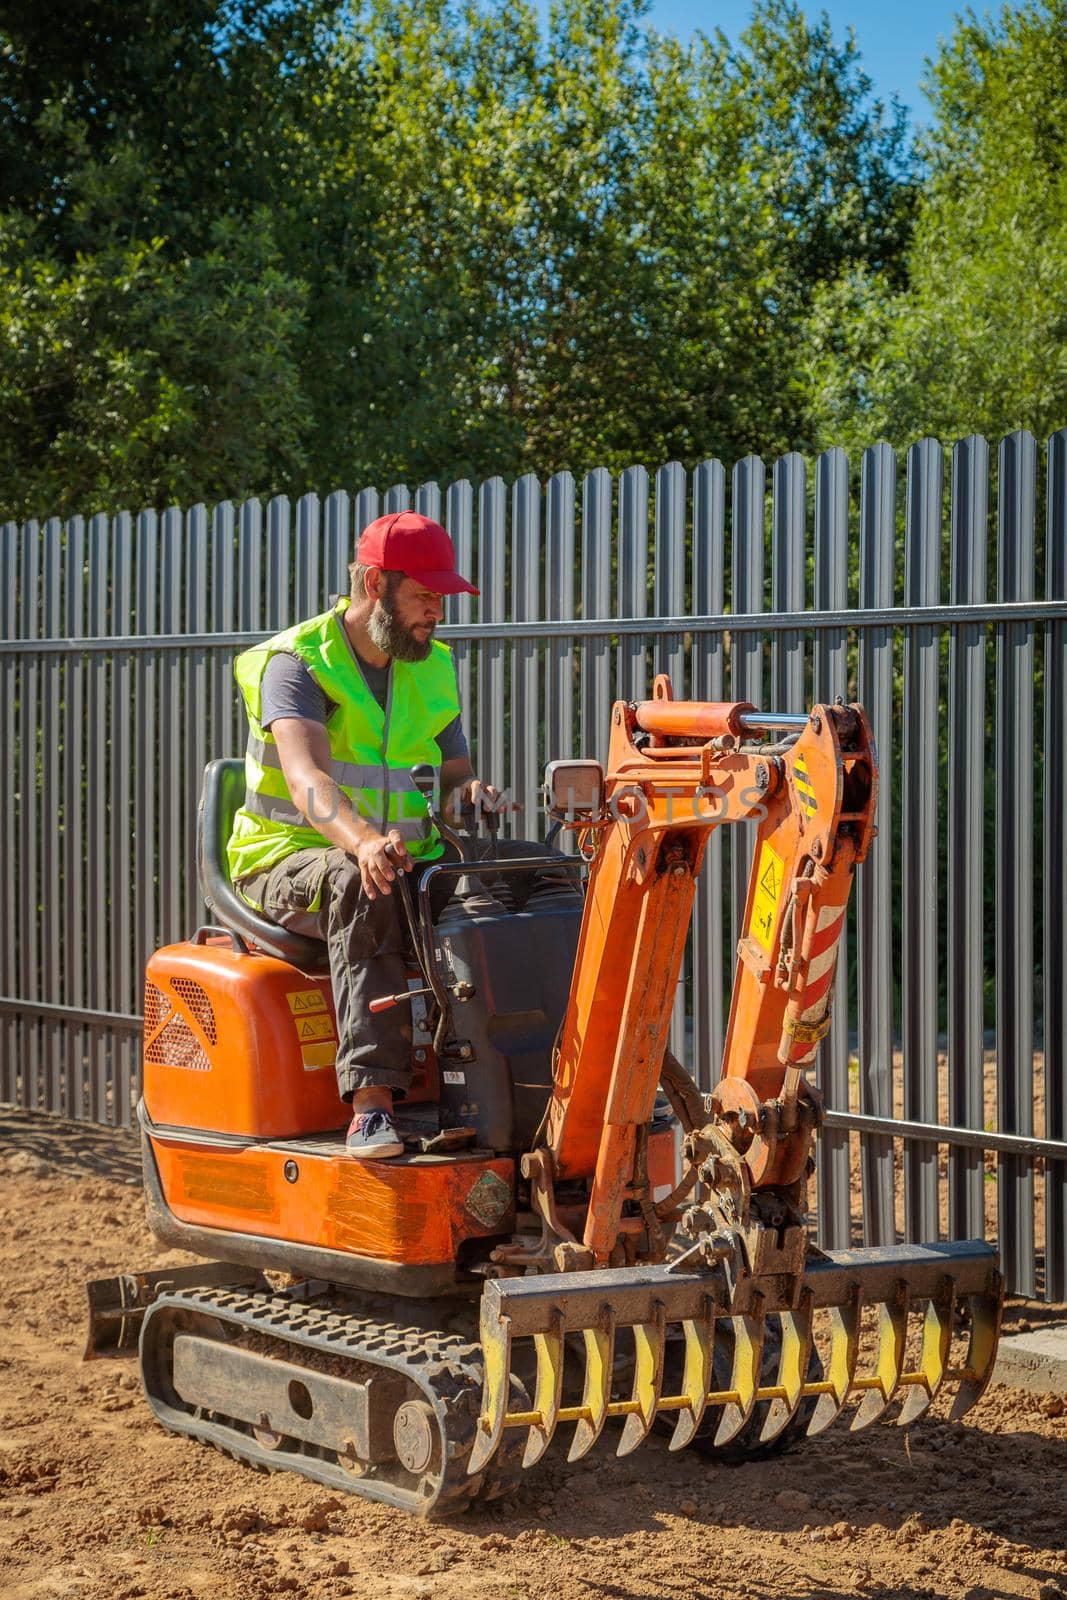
[545,677,877,1266]
[468,680,1002,1476]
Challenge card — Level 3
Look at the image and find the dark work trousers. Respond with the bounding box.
[236,844,458,1100]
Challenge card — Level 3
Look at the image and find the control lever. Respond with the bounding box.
[369,980,473,1015]
[483,795,500,861]
[410,762,466,858]
[369,986,432,1014]
[397,771,467,1053]
[460,786,500,863]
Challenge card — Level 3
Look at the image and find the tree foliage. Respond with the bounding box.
[3,0,1062,519]
[806,0,1067,450]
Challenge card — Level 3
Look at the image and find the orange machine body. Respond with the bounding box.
[142,935,434,1140]
[149,1134,518,1267]
[141,932,675,1275]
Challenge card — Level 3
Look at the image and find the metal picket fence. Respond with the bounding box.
[1,432,1065,1301]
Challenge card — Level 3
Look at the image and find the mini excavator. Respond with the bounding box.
[87,680,1003,1517]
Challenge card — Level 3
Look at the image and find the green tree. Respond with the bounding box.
[805,0,1067,450]
[526,0,913,473]
[0,220,309,513]
[305,0,914,486]
[0,0,916,518]
[0,0,335,516]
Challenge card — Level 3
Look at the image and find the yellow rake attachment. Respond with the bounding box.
[467,1241,1003,1476]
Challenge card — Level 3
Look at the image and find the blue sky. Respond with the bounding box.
[636,0,972,121]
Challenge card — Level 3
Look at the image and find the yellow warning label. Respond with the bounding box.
[793,754,817,813]
[296,1013,336,1042]
[301,1041,337,1071]
[287,988,327,1016]
[750,841,785,952]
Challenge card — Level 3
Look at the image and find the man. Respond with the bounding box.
[226,511,494,1159]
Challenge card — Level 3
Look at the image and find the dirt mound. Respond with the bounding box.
[0,1110,1064,1600]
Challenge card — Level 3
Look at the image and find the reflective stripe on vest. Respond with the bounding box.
[246,735,390,795]
[226,600,461,883]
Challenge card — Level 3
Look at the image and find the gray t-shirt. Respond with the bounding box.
[259,650,469,764]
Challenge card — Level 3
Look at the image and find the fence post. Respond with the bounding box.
[617,466,649,704]
[902,439,943,1242]
[947,436,989,1246]
[510,474,541,833]
[812,446,851,1249]
[110,511,134,1124]
[444,481,473,721]
[41,517,64,1115]
[1045,429,1067,1301]
[581,469,612,767]
[477,478,506,789]
[691,460,727,1087]
[996,430,1037,1298]
[771,452,805,711]
[730,456,765,957]
[545,472,576,772]
[857,443,897,1247]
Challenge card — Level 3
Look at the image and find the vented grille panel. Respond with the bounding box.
[143,981,171,1034]
[169,977,217,1044]
[144,1012,212,1072]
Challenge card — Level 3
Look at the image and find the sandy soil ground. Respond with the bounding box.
[0,1108,1065,1600]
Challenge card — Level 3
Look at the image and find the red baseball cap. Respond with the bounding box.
[356,512,479,597]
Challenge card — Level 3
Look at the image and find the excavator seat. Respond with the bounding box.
[197,756,328,971]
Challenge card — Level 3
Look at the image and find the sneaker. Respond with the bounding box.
[345,1109,404,1160]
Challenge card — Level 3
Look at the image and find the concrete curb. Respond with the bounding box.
[992,1325,1067,1396]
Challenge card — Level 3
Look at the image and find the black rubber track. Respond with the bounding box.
[138,1285,526,1517]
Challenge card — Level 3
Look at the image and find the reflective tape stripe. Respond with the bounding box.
[332,760,388,789]
[245,746,438,797]
[389,765,438,794]
[247,736,284,771]
[242,790,305,825]
[242,789,428,841]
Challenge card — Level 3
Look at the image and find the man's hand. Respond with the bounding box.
[353,829,413,899]
[449,777,520,825]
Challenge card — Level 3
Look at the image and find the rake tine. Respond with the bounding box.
[617,1301,667,1456]
[522,1307,566,1467]
[948,1273,1004,1422]
[808,1287,861,1436]
[713,1295,765,1447]
[468,1309,513,1475]
[759,1289,813,1444]
[568,1304,616,1462]
[669,1298,716,1451]
[897,1279,954,1427]
[852,1281,908,1430]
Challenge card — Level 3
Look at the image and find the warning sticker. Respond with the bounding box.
[750,841,785,952]
[301,1041,337,1071]
[295,1013,336,1042]
[287,989,327,1016]
[793,754,817,816]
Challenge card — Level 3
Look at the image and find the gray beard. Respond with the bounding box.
[366,593,434,663]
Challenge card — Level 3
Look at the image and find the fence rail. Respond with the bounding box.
[1,430,1065,1301]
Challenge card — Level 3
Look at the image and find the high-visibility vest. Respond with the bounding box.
[226,598,461,884]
